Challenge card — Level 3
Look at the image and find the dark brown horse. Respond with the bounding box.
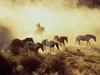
[10,39,24,55]
[26,42,44,54]
[10,38,34,55]
[22,37,34,46]
[54,35,68,45]
[76,34,96,45]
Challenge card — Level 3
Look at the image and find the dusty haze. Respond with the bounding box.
[0,0,100,45]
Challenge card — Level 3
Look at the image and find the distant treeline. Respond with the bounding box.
[1,0,100,9]
[77,0,100,8]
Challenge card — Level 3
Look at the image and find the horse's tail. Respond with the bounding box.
[53,37,57,41]
[55,42,59,49]
[76,36,81,45]
[53,35,59,41]
[76,37,79,43]
[76,38,78,43]
[75,37,79,45]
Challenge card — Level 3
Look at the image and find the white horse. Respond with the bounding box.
[42,39,59,49]
[34,23,45,35]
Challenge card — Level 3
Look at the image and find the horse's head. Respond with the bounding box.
[55,42,59,49]
[37,42,44,51]
[86,34,96,42]
[93,36,96,42]
[26,42,34,50]
[23,37,34,44]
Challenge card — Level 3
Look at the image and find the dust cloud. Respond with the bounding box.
[0,0,100,45]
[0,25,13,49]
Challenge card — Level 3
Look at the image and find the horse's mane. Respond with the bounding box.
[85,34,96,37]
[86,34,92,36]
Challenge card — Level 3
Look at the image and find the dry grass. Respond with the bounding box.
[0,45,100,75]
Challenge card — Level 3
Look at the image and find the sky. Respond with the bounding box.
[0,0,100,45]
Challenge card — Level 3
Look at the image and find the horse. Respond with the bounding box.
[10,38,34,55]
[53,35,68,45]
[34,23,45,35]
[22,37,34,46]
[42,39,59,49]
[76,34,96,45]
[32,43,44,54]
[26,42,44,54]
[10,39,24,55]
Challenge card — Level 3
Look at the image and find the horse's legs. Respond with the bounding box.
[50,46,54,50]
[60,42,62,46]
[63,42,65,46]
[60,42,65,46]
[55,43,59,49]
[34,50,38,55]
[87,41,90,46]
[78,40,81,45]
[89,42,90,46]
[50,46,54,53]
[43,45,46,49]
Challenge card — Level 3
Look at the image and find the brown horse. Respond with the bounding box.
[54,35,68,45]
[10,39,24,55]
[76,34,96,45]
[28,42,44,54]
[10,38,34,55]
[22,37,34,46]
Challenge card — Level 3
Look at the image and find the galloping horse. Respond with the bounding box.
[42,39,59,49]
[76,34,96,45]
[26,42,44,54]
[10,38,34,55]
[10,39,24,55]
[33,43,44,54]
[22,38,34,46]
[53,35,68,45]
